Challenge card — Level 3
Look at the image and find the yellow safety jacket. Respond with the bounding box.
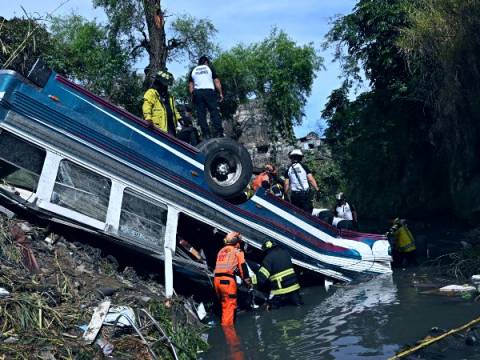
[142,89,181,133]
[393,225,416,253]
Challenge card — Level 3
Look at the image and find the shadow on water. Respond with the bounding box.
[203,272,480,360]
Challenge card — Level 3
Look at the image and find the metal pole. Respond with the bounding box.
[164,206,179,298]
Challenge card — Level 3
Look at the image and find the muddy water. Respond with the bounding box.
[203,271,480,359]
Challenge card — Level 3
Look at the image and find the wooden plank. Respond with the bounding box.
[82,300,111,344]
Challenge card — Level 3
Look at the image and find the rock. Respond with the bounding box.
[96,287,117,297]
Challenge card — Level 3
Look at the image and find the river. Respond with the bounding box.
[202,270,480,359]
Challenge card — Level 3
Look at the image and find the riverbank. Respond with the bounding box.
[0,212,208,359]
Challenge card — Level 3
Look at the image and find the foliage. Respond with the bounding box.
[303,148,345,208]
[93,0,218,75]
[46,14,143,114]
[321,0,451,219]
[214,29,322,141]
[398,0,480,219]
[169,14,220,65]
[0,17,51,75]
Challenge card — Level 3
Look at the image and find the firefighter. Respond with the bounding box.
[257,240,302,309]
[214,232,251,326]
[387,218,417,267]
[142,70,181,136]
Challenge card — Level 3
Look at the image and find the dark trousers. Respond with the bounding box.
[392,250,417,268]
[290,190,313,214]
[177,126,199,146]
[268,290,303,309]
[193,89,223,139]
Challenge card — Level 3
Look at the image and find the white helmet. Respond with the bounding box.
[336,192,344,200]
[289,149,303,158]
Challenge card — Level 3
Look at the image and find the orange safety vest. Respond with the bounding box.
[214,245,246,278]
[252,172,270,191]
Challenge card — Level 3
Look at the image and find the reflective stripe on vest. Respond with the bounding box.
[259,266,270,279]
[271,283,301,296]
[270,268,295,289]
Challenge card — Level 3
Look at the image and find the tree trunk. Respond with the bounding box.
[143,0,167,86]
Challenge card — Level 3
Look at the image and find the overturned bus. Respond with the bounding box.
[0,61,391,296]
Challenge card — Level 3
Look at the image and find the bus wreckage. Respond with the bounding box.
[0,61,392,297]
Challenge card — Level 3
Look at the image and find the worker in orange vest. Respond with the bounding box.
[252,164,276,191]
[214,232,251,326]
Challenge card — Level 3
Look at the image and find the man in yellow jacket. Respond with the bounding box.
[387,218,417,267]
[142,70,181,136]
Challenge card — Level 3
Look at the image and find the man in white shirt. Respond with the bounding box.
[284,149,319,213]
[333,192,358,230]
[188,56,224,139]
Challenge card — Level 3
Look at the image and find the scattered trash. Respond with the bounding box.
[83,300,111,344]
[0,287,10,297]
[196,302,207,320]
[104,305,136,327]
[96,335,114,356]
[0,214,209,358]
[439,285,477,293]
[389,316,480,359]
[10,223,40,273]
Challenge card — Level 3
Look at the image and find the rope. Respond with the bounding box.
[389,316,480,359]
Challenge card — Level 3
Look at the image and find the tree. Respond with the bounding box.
[214,29,322,141]
[0,17,51,75]
[93,0,218,84]
[398,0,480,219]
[322,0,444,218]
[46,15,142,114]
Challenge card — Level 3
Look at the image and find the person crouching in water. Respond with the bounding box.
[257,240,302,309]
[387,218,417,267]
[142,70,181,136]
[214,232,252,326]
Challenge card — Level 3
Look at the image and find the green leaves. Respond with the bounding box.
[47,14,143,115]
[169,15,219,65]
[214,29,322,141]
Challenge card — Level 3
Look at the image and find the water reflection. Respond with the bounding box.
[204,272,480,359]
[205,274,399,359]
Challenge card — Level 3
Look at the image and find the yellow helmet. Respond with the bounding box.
[224,231,242,245]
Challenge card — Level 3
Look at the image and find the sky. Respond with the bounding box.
[3,0,358,137]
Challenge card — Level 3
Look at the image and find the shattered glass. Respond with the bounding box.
[119,190,167,248]
[51,160,111,221]
[0,131,46,191]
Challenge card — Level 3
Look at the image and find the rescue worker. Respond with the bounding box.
[257,240,302,309]
[176,104,200,146]
[214,232,251,326]
[188,55,224,139]
[142,70,181,136]
[252,164,276,192]
[332,192,358,230]
[284,149,319,214]
[387,218,417,267]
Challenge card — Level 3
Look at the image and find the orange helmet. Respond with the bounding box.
[224,231,242,245]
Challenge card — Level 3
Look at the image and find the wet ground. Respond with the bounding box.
[203,270,480,360]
